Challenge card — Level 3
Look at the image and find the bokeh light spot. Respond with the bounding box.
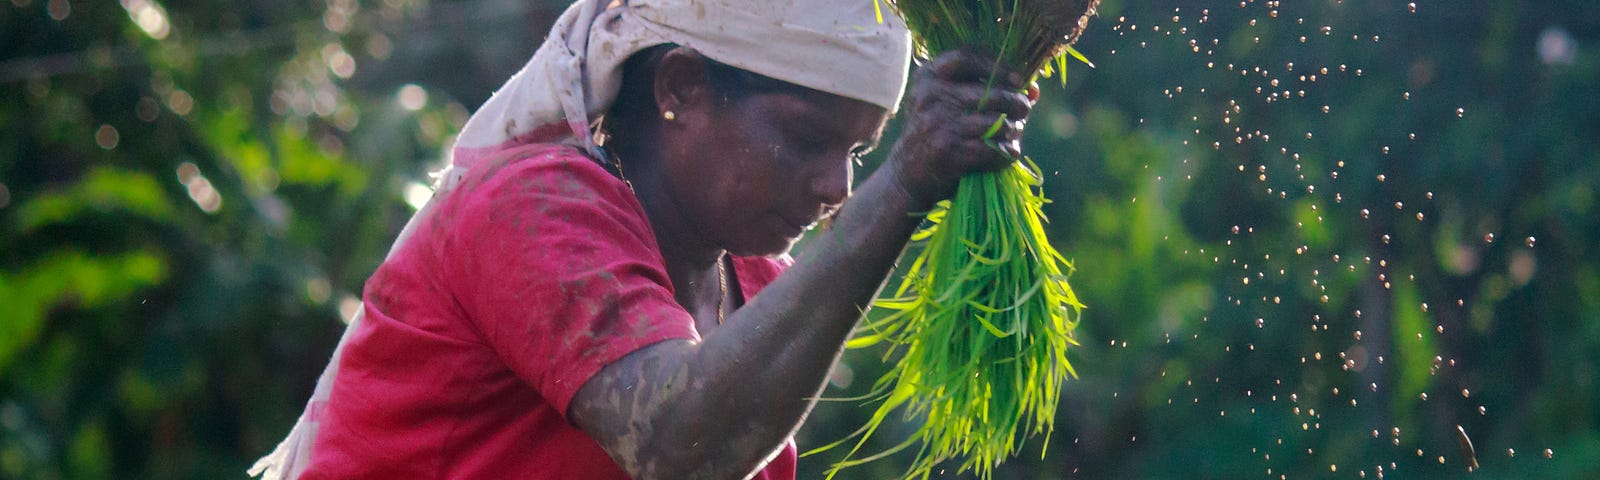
[47,0,69,20]
[398,84,427,111]
[176,162,222,213]
[121,0,172,40]
[94,124,120,150]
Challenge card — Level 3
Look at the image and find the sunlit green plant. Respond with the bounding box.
[806,1,1099,479]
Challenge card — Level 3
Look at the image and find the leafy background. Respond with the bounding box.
[1,0,1595,478]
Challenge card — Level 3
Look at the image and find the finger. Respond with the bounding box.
[978,88,1032,121]
[948,46,1028,90]
[922,48,996,84]
[977,136,1021,167]
[946,134,1010,168]
[990,117,1024,158]
[958,114,1022,143]
[953,117,1023,163]
[932,82,1032,121]
[922,47,1027,88]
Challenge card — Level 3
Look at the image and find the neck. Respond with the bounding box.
[612,141,725,284]
[623,151,729,332]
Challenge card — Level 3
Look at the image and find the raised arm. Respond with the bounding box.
[569,49,1034,479]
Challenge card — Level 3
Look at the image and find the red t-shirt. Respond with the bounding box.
[302,144,797,479]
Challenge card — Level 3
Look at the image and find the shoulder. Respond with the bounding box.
[457,143,629,204]
[435,143,660,280]
[441,143,648,238]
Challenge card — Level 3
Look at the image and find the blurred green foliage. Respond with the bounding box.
[1,0,1596,479]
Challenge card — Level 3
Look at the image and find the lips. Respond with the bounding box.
[778,216,810,237]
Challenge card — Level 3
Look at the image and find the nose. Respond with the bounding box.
[810,157,852,208]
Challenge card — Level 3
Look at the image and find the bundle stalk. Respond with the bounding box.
[808,1,1099,479]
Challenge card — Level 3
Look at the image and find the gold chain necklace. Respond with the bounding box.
[604,147,727,325]
[715,255,728,325]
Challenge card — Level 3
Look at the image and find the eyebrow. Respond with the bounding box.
[777,93,885,153]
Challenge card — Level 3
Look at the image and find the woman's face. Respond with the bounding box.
[668,88,888,257]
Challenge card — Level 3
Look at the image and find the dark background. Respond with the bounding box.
[2,0,1596,478]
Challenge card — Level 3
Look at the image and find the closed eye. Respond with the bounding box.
[849,145,875,166]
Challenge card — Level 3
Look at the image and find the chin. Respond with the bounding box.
[727,233,800,258]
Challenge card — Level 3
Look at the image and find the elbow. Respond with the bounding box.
[616,418,784,480]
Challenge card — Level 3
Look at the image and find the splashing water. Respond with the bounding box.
[1013,1,1577,477]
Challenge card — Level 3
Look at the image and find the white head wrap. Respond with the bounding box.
[451,0,913,170]
[249,2,909,478]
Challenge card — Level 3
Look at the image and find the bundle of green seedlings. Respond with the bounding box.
[806,1,1099,479]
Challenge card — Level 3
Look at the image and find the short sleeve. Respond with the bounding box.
[442,148,699,416]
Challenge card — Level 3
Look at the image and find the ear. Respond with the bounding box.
[652,47,715,125]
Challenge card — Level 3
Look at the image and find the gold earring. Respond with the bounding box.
[663,110,677,121]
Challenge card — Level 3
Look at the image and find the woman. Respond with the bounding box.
[253,0,1033,478]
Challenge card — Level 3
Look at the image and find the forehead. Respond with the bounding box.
[742,88,890,143]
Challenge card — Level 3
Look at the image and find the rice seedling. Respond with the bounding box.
[805,1,1099,478]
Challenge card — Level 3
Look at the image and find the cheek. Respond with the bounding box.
[716,161,782,219]
[718,138,789,204]
[686,147,771,228]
